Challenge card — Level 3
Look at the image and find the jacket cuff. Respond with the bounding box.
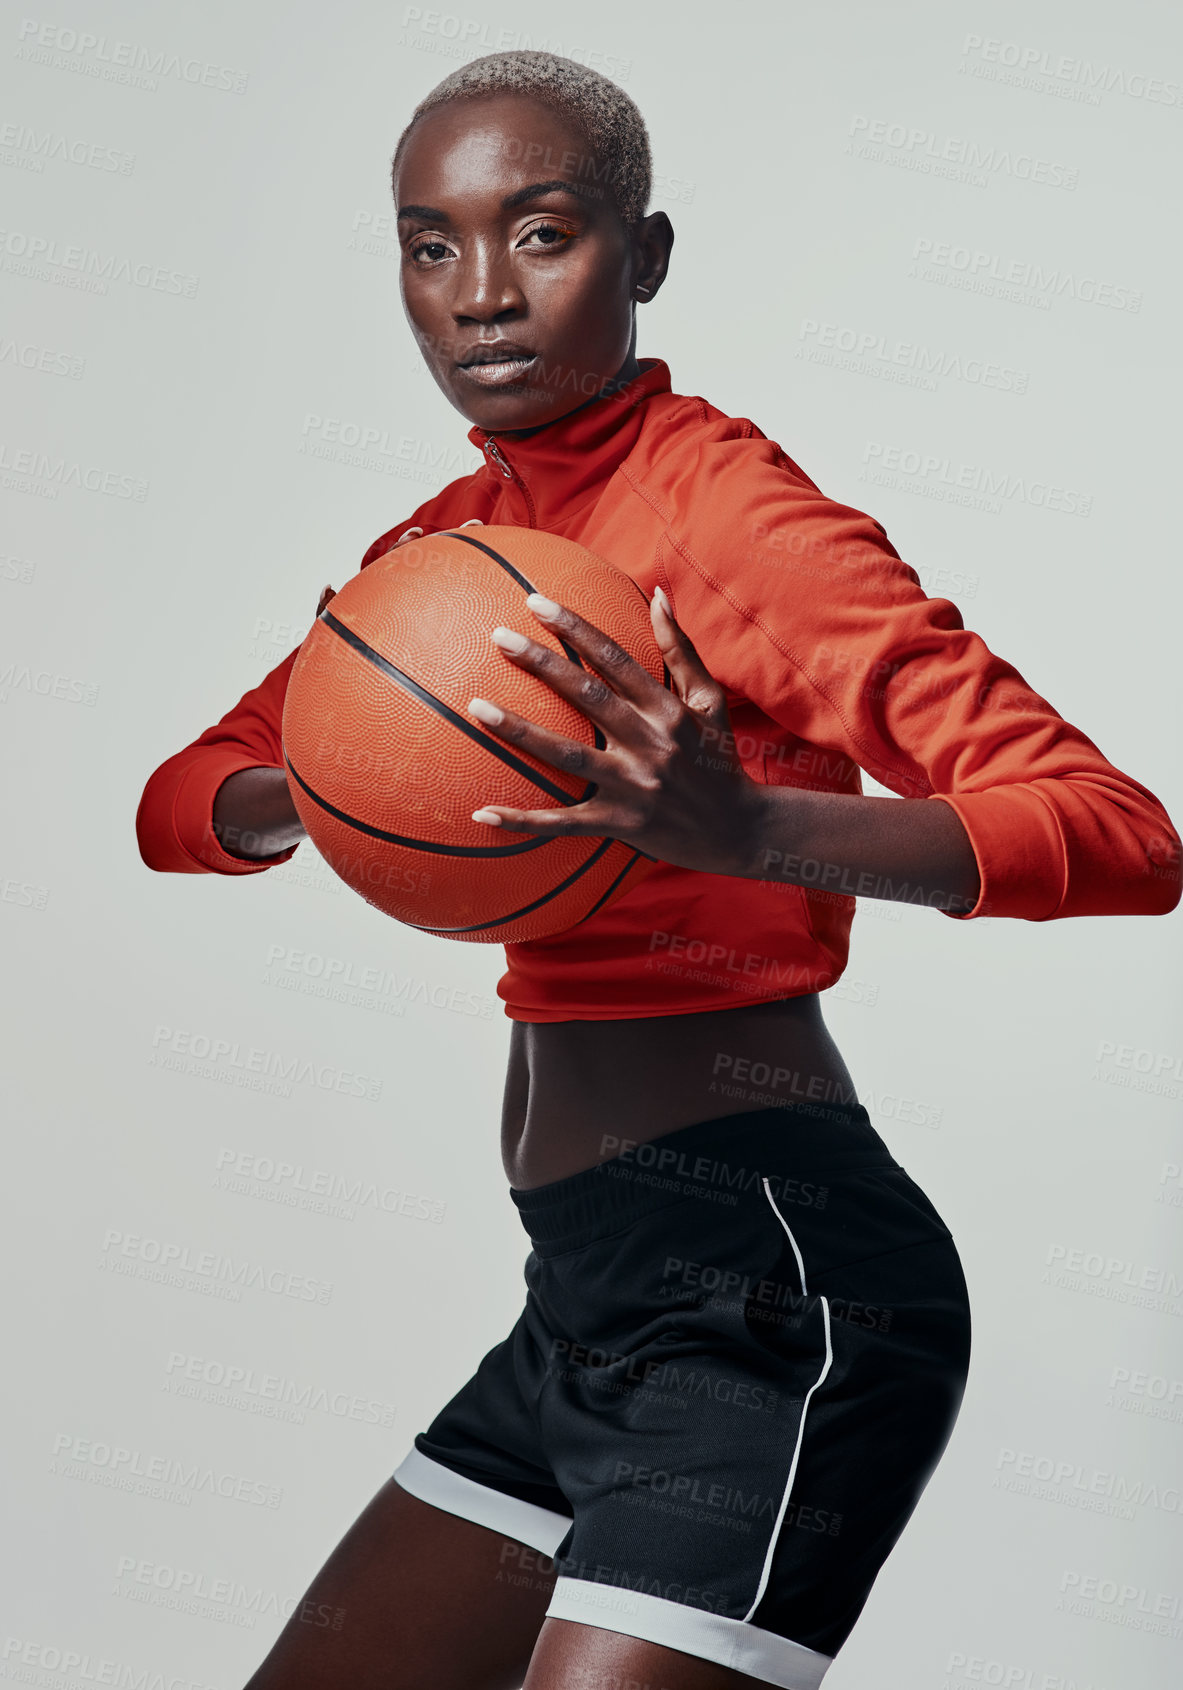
[929,787,1067,921]
[173,754,300,875]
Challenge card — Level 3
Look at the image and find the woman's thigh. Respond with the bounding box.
[242,1478,556,1690]
[525,1619,779,1687]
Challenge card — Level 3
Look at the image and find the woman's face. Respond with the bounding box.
[393,92,670,433]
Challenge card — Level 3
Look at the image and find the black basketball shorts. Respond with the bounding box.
[392,1101,972,1688]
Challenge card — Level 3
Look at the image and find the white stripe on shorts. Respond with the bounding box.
[742,1179,836,1624]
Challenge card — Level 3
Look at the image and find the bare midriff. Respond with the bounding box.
[500,993,857,1190]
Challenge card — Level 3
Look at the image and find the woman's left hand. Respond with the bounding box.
[465,587,766,877]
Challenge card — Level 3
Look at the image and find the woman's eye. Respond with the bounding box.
[408,238,453,265]
[519,222,574,250]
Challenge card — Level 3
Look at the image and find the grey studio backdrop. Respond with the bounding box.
[3,0,1181,1685]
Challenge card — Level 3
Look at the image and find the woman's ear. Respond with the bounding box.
[633,210,674,303]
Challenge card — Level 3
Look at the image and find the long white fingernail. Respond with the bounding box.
[526,593,561,619]
[653,585,672,615]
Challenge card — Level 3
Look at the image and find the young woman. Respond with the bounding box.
[136,51,1180,1690]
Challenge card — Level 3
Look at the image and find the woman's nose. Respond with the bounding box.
[451,244,525,323]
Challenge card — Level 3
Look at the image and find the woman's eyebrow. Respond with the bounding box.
[502,179,593,209]
[396,181,591,223]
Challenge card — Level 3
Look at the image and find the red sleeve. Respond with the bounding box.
[135,648,303,875]
[648,427,1181,921]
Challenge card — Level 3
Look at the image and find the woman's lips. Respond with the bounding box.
[457,353,539,388]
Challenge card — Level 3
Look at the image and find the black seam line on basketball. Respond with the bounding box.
[404,836,617,933]
[574,848,645,925]
[444,530,537,595]
[319,608,586,806]
[444,530,607,755]
[445,531,664,684]
[445,532,587,665]
[282,750,557,857]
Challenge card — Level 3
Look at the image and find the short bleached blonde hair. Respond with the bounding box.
[391,50,652,225]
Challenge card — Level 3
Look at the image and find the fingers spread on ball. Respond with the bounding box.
[466,692,603,784]
[523,594,667,717]
[488,625,642,741]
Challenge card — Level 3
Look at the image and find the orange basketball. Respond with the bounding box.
[281,526,668,943]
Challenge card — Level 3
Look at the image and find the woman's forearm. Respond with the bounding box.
[732,784,982,914]
[211,766,307,860]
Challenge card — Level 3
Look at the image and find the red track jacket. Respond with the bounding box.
[136,360,1180,1020]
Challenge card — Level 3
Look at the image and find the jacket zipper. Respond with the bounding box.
[483,436,514,479]
[483,434,537,527]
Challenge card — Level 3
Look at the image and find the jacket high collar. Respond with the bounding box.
[465,358,672,530]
